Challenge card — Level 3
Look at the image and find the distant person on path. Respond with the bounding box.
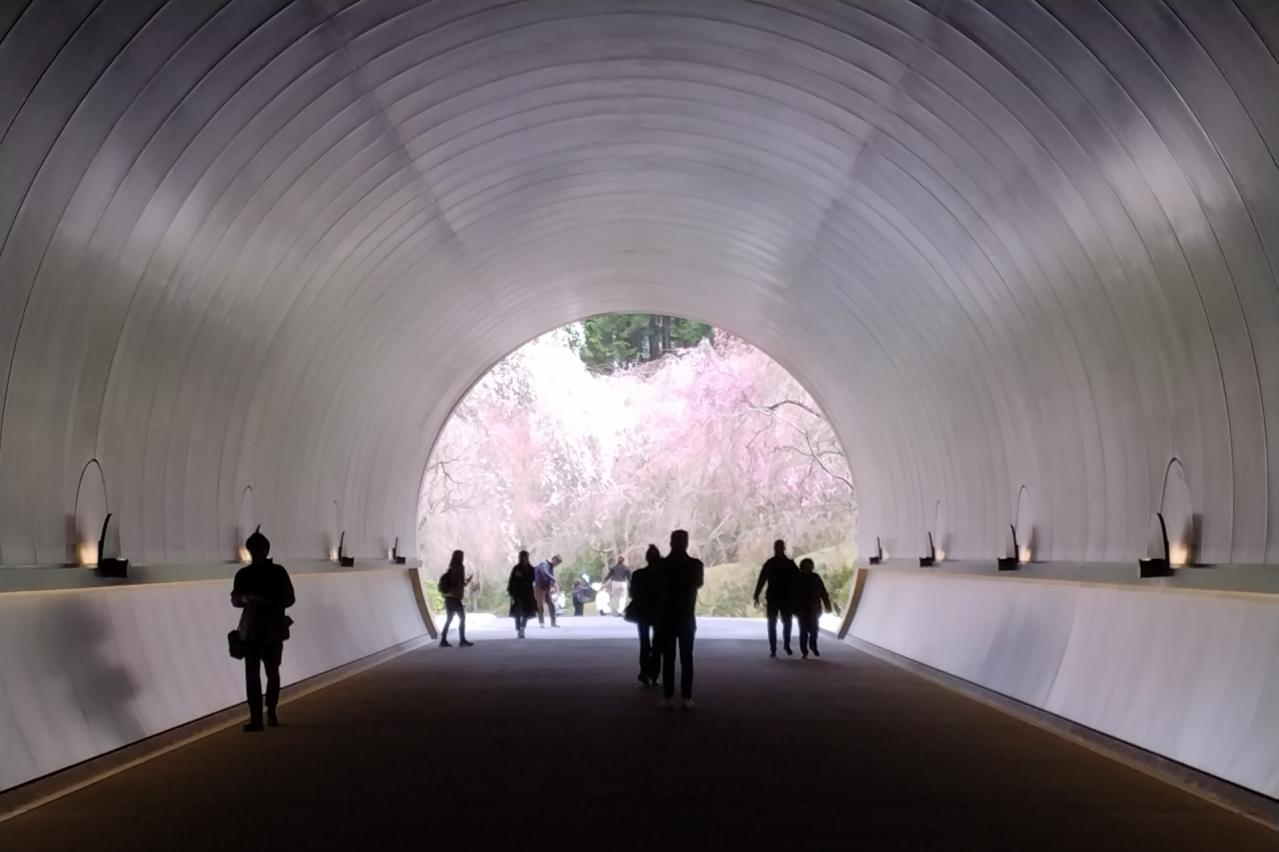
[534,555,562,627]
[571,574,593,616]
[440,549,473,647]
[656,530,704,710]
[604,555,630,616]
[231,528,295,732]
[624,544,663,685]
[795,558,834,659]
[753,539,799,658]
[508,550,538,639]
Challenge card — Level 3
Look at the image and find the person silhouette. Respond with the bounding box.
[440,549,473,647]
[753,539,799,657]
[795,558,834,659]
[570,574,593,616]
[604,555,630,616]
[655,530,704,710]
[533,555,561,627]
[508,550,537,639]
[231,528,295,732]
[625,544,663,685]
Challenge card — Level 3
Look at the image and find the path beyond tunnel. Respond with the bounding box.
[3,620,1270,852]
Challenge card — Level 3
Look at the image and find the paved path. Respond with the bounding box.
[4,618,1272,851]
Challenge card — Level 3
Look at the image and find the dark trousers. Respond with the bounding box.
[659,619,696,699]
[245,642,283,722]
[798,611,820,655]
[765,600,793,652]
[637,621,660,679]
[573,599,584,616]
[514,610,528,633]
[442,597,466,642]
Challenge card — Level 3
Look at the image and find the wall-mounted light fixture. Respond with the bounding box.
[867,536,883,565]
[997,524,1019,571]
[1138,513,1172,578]
[337,531,355,567]
[391,536,407,565]
[919,532,936,567]
[77,540,98,567]
[95,512,129,578]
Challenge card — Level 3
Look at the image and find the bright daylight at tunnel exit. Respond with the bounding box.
[0,1,1277,849]
[417,315,857,620]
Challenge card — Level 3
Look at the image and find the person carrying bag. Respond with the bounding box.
[230,527,295,732]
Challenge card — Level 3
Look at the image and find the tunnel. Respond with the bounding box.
[0,1,1276,846]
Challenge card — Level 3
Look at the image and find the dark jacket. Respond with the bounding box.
[754,555,799,605]
[625,563,659,624]
[657,551,704,626]
[232,560,295,645]
[508,563,537,617]
[794,572,833,616]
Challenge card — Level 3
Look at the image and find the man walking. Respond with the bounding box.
[753,539,799,657]
[656,530,704,710]
[534,554,561,627]
[603,554,630,616]
[231,527,295,732]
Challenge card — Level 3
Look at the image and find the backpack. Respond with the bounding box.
[437,570,453,595]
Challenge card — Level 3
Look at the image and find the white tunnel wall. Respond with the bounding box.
[0,0,1276,570]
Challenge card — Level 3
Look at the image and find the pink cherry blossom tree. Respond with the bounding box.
[418,327,857,613]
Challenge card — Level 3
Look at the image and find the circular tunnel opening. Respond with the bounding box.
[417,314,858,623]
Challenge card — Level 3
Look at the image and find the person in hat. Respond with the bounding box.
[231,527,295,732]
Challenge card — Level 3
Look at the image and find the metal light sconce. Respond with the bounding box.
[1138,513,1172,578]
[998,524,1019,571]
[919,532,936,567]
[391,536,407,565]
[337,530,355,567]
[867,536,883,565]
[95,512,129,578]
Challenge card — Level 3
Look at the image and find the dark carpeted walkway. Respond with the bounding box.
[4,619,1273,851]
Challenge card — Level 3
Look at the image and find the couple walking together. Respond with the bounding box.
[626,530,704,710]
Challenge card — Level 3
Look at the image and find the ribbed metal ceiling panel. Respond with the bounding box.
[0,0,1275,567]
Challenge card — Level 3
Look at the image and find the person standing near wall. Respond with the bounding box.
[231,528,295,732]
[534,555,562,627]
[440,550,473,647]
[753,539,799,658]
[625,544,663,685]
[656,530,704,710]
[604,554,630,616]
[508,550,537,639]
[794,558,833,659]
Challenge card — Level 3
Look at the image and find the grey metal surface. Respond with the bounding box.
[0,0,1276,570]
[0,566,429,790]
[850,569,1279,797]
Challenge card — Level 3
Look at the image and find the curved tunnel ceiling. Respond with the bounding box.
[0,0,1276,567]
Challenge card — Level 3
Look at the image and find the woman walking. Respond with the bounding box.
[794,558,834,659]
[439,549,473,648]
[625,544,663,685]
[508,550,538,639]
